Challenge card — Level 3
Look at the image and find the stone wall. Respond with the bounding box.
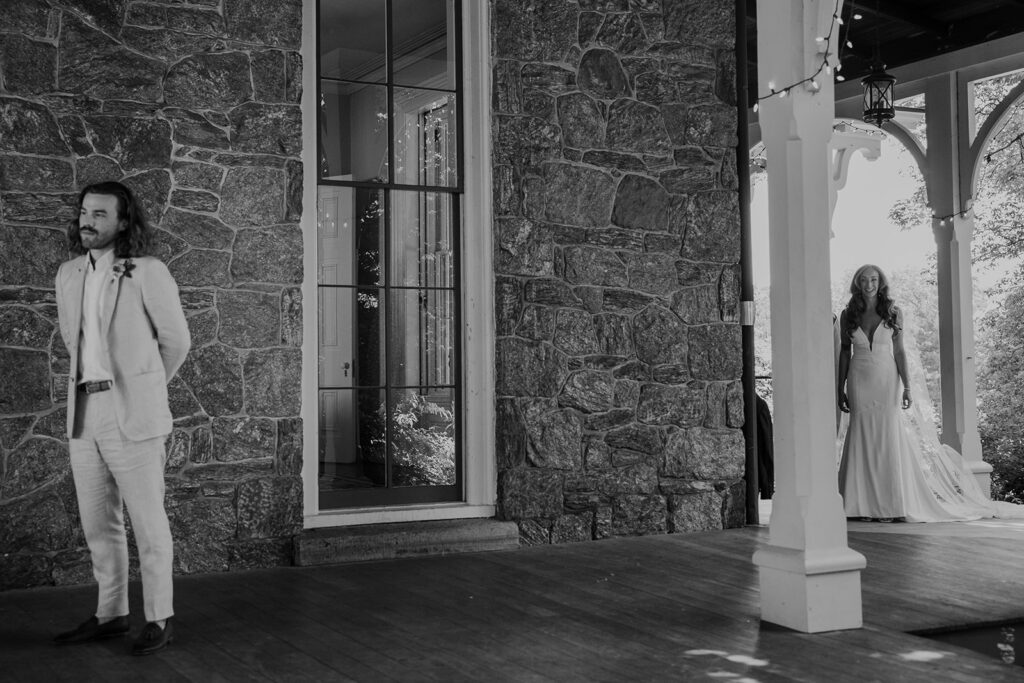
[0,0,303,589]
[492,0,746,543]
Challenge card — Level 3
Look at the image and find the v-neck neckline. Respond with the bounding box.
[858,319,883,350]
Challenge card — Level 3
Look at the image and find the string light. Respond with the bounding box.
[752,0,865,111]
[932,204,974,226]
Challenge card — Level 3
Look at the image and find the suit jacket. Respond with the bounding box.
[56,254,191,441]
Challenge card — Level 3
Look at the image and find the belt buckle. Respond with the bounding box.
[81,380,110,394]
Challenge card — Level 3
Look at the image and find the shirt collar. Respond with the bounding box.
[88,249,116,272]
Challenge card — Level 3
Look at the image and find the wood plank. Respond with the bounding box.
[3,523,1024,682]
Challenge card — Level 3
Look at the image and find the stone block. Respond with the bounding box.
[499,467,563,519]
[0,490,76,552]
[578,48,630,99]
[0,97,67,155]
[0,553,51,590]
[0,416,33,450]
[0,0,54,36]
[495,114,562,174]
[229,103,302,156]
[669,490,724,532]
[582,150,646,173]
[689,324,742,380]
[682,192,740,262]
[1,34,57,95]
[168,249,231,288]
[637,382,705,427]
[179,343,244,417]
[224,0,302,48]
[495,217,554,277]
[552,309,601,356]
[236,476,303,540]
[276,417,302,475]
[606,99,671,154]
[231,225,303,283]
[59,16,164,101]
[217,289,281,348]
[671,285,720,324]
[496,337,568,398]
[220,167,287,227]
[583,408,634,432]
[162,209,234,250]
[605,423,664,454]
[524,163,615,228]
[610,494,667,536]
[122,169,172,223]
[517,305,555,341]
[493,0,578,62]
[0,437,66,499]
[0,307,53,349]
[633,305,687,366]
[663,0,734,46]
[212,416,277,462]
[663,427,744,479]
[0,348,51,414]
[281,287,302,346]
[172,161,223,192]
[495,277,523,336]
[557,92,605,149]
[243,348,301,417]
[563,246,628,287]
[522,400,583,470]
[552,512,594,542]
[559,370,617,413]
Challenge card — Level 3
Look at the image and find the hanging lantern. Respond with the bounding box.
[862,63,896,127]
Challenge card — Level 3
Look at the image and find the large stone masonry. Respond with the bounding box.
[492,0,746,543]
[0,0,303,589]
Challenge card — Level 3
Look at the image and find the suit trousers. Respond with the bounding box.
[70,390,174,623]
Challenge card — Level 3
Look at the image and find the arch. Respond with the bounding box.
[967,76,1024,199]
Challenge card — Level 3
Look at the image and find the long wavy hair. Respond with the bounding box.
[843,264,900,337]
[67,181,154,258]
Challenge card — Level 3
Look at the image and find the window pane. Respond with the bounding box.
[319,286,387,387]
[317,186,385,286]
[320,80,389,182]
[390,190,453,287]
[393,88,458,187]
[389,288,454,387]
[392,0,455,90]
[319,388,387,490]
[390,387,456,487]
[319,0,387,83]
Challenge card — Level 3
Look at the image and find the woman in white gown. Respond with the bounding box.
[836,264,1023,522]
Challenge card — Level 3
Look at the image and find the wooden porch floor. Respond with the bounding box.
[3,520,1024,682]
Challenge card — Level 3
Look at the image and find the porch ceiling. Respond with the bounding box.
[746,0,1024,95]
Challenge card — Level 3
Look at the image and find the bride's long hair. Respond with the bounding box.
[843,264,900,337]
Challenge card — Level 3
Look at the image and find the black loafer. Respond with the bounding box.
[54,615,130,644]
[131,618,173,655]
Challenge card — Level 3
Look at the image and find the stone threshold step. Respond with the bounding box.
[294,518,520,567]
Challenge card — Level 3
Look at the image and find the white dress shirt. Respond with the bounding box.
[78,249,115,384]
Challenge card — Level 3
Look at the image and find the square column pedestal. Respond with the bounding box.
[753,545,867,633]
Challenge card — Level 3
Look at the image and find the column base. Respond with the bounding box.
[753,545,867,633]
[965,458,993,499]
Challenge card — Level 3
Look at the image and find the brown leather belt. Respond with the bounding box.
[78,380,112,394]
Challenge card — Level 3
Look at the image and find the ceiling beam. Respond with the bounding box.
[856,1,948,38]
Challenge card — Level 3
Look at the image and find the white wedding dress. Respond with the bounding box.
[837,322,1024,522]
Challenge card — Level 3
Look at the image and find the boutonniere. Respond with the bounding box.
[112,258,136,280]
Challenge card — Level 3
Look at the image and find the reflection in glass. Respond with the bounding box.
[390,190,453,287]
[390,289,453,388]
[320,80,389,182]
[318,0,386,82]
[392,0,455,90]
[319,388,386,490]
[390,387,456,487]
[318,285,387,389]
[318,186,386,287]
[394,88,458,187]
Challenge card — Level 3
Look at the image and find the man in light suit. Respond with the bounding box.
[53,181,190,655]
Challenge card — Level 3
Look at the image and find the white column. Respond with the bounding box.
[752,0,865,633]
[925,76,991,494]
